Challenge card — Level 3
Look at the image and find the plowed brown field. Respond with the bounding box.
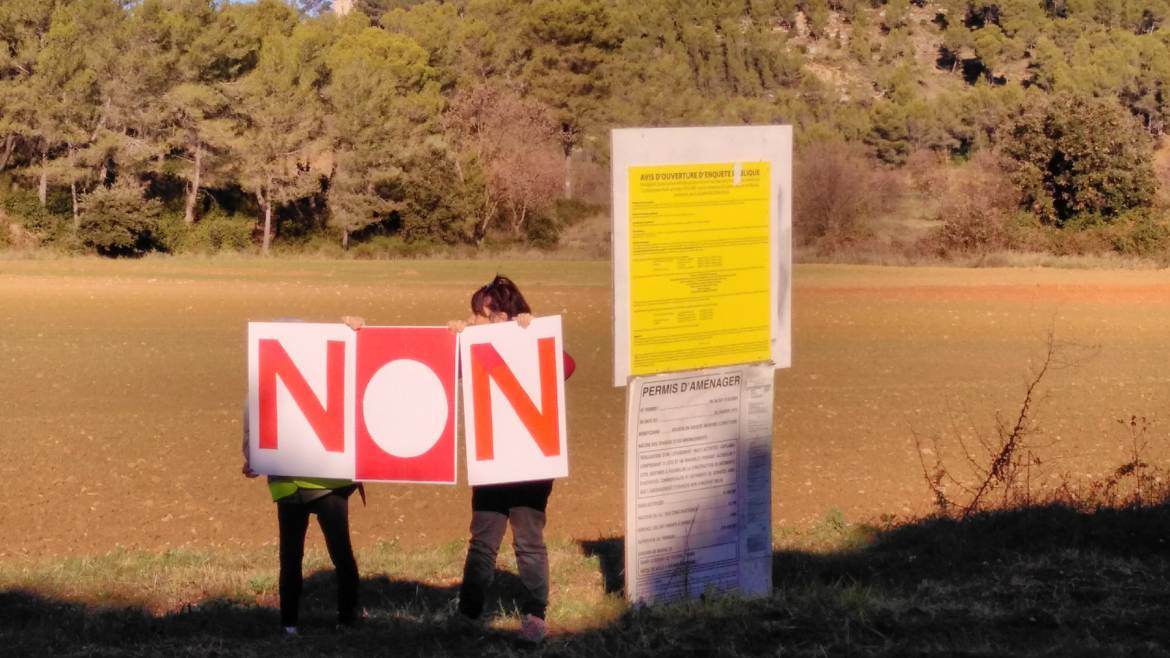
[2,259,1168,559]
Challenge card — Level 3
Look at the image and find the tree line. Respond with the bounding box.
[0,0,1166,256]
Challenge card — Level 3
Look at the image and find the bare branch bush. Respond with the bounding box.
[445,84,563,244]
[913,328,1132,519]
[918,151,1020,257]
[793,140,888,252]
[1074,416,1170,509]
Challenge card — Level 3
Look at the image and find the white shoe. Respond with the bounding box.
[282,626,299,636]
[519,614,546,644]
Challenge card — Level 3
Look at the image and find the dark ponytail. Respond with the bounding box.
[471,275,531,319]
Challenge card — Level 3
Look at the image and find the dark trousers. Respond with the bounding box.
[277,491,359,627]
[459,481,552,620]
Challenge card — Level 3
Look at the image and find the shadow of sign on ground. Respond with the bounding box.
[579,503,1170,656]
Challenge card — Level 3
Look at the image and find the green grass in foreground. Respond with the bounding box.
[4,504,1170,657]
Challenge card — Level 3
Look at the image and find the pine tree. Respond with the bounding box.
[324,23,441,247]
[226,25,325,255]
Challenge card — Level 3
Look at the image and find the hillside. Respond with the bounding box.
[0,0,1167,260]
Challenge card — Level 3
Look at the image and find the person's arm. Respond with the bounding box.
[241,407,259,478]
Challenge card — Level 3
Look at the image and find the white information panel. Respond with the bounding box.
[612,125,793,386]
[624,363,774,604]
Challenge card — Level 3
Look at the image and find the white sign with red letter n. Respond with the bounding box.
[460,316,569,486]
[247,322,356,480]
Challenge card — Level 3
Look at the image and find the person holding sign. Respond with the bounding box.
[242,402,362,634]
[448,276,575,644]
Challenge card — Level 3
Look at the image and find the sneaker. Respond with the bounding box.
[519,614,546,644]
[282,626,299,636]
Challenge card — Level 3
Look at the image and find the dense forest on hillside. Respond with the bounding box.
[1,0,1168,259]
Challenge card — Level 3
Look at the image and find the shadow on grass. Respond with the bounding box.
[5,504,1170,656]
[579,537,624,595]
[0,567,541,657]
[574,503,1170,657]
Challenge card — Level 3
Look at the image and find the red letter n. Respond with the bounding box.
[258,339,346,453]
[470,338,560,462]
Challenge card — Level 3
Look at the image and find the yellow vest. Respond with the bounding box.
[268,476,353,502]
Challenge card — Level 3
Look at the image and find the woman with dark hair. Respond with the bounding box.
[448,275,575,644]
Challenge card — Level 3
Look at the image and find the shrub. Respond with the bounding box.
[1102,210,1170,258]
[199,214,255,253]
[554,198,598,227]
[349,234,437,259]
[152,213,188,253]
[557,210,611,259]
[391,145,478,246]
[271,231,345,258]
[524,213,561,249]
[159,210,256,254]
[1,188,70,240]
[923,152,1020,256]
[999,93,1157,224]
[77,182,162,257]
[865,101,911,165]
[1034,210,1170,259]
[794,140,885,250]
[1042,223,1112,256]
[903,149,950,197]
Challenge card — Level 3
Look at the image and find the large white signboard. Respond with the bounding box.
[460,316,569,486]
[625,363,774,604]
[611,126,793,386]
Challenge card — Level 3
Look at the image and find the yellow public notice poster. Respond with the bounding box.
[628,162,772,376]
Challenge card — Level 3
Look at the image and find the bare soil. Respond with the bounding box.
[1,260,1168,558]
